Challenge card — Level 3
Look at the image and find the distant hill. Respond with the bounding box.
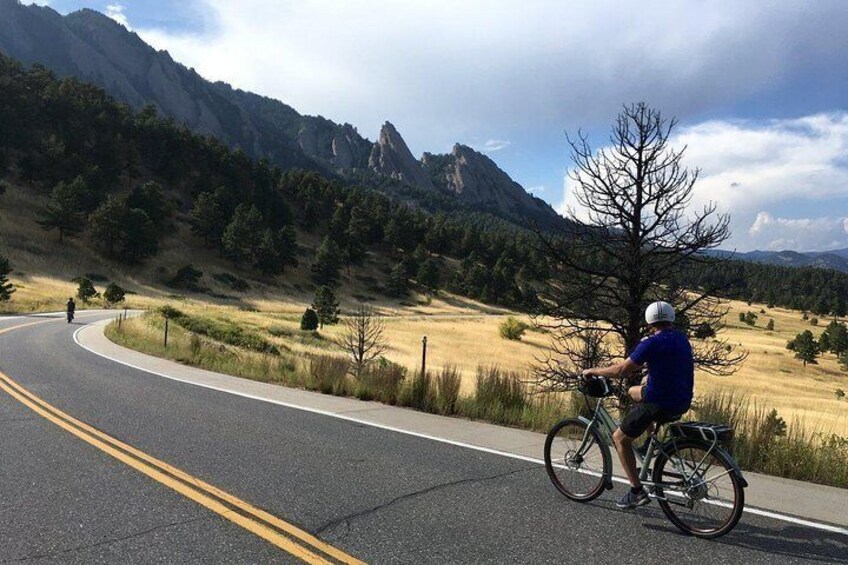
[708,248,848,273]
[0,0,561,229]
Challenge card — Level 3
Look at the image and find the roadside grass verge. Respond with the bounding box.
[695,391,848,487]
[107,312,848,488]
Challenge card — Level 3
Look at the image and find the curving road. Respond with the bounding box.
[0,312,846,564]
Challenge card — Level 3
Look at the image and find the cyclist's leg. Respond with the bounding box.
[612,428,641,488]
[615,403,657,488]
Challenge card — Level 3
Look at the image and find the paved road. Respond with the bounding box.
[0,313,845,564]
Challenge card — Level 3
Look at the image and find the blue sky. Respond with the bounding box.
[33,1,848,252]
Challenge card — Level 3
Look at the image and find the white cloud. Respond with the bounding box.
[105,4,131,29]
[677,114,848,213]
[135,1,848,152]
[480,139,511,152]
[559,112,848,250]
[526,185,545,194]
[748,212,848,251]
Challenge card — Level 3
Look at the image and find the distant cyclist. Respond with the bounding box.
[66,297,76,323]
[581,301,694,509]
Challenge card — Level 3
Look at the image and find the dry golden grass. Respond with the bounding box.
[697,300,848,436]
[2,181,846,435]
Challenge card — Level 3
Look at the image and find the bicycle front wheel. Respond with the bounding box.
[652,439,744,539]
[544,418,610,502]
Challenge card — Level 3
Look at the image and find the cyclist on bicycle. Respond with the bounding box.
[581,301,694,509]
[66,297,76,323]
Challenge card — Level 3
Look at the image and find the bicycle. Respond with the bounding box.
[543,375,747,539]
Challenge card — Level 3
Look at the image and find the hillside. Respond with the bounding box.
[0,0,561,229]
[0,52,547,314]
[710,248,848,273]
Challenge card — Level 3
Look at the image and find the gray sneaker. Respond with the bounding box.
[617,488,651,509]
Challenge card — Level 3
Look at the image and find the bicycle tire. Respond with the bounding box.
[652,439,744,539]
[544,418,610,502]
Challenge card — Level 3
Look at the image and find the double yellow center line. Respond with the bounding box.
[0,319,365,564]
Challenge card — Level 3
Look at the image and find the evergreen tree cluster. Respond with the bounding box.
[683,258,848,316]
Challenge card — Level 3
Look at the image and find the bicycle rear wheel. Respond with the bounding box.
[652,439,744,539]
[544,418,610,502]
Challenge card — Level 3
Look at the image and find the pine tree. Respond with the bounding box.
[822,320,848,356]
[39,177,86,241]
[76,277,98,304]
[222,204,263,264]
[121,208,159,262]
[190,191,226,247]
[0,254,15,302]
[788,330,819,367]
[344,206,369,266]
[127,181,169,227]
[103,283,126,306]
[254,228,283,275]
[311,236,341,286]
[312,285,340,329]
[386,262,409,297]
[276,225,299,269]
[88,195,125,256]
[416,258,440,293]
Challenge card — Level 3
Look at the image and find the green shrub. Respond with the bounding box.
[309,355,349,395]
[401,370,436,411]
[267,324,293,338]
[158,305,184,319]
[499,317,528,341]
[103,283,126,306]
[300,308,319,331]
[212,272,250,292]
[436,365,462,415]
[161,309,278,355]
[355,358,406,404]
[189,333,202,358]
[474,365,526,422]
[168,264,205,291]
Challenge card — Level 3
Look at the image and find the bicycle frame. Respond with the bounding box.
[576,397,736,492]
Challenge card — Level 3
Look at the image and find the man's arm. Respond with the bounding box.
[582,358,640,380]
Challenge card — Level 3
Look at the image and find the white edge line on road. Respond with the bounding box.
[71,322,848,537]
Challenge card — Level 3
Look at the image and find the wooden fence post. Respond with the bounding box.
[421,336,427,377]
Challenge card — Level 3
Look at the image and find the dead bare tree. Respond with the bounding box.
[335,305,388,377]
[534,102,746,391]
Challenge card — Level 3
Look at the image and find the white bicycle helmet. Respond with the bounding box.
[645,301,675,325]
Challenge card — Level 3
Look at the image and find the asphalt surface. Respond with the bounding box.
[0,313,846,564]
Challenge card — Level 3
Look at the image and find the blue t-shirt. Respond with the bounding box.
[629,329,694,413]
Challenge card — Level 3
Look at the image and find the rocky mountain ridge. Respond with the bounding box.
[0,0,562,227]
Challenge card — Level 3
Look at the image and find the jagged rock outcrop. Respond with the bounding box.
[0,0,349,171]
[422,144,561,228]
[368,122,435,190]
[0,0,564,229]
